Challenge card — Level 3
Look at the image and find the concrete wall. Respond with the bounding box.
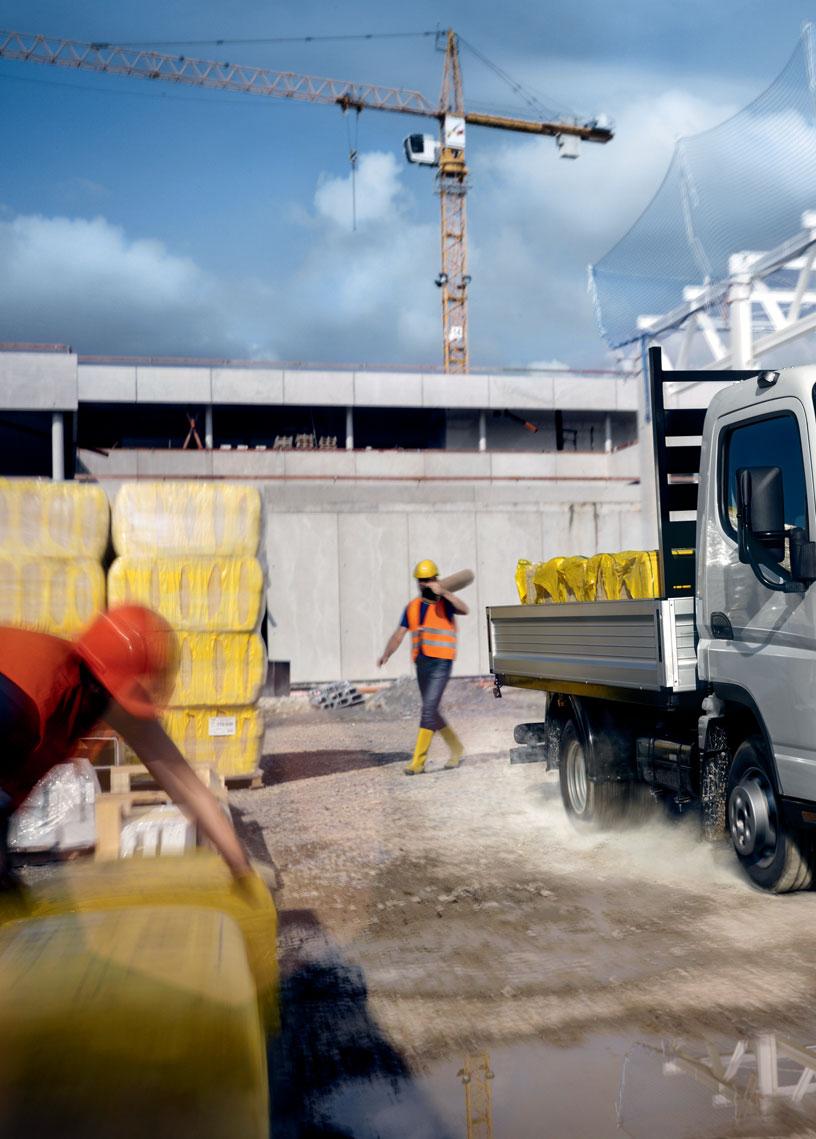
[83,447,642,683]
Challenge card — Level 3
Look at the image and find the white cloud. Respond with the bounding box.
[313,151,406,228]
[0,213,278,358]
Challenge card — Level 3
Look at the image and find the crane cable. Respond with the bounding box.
[343,106,361,231]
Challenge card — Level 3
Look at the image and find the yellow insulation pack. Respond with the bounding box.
[112,482,262,556]
[0,479,109,560]
[0,906,268,1139]
[108,556,264,631]
[515,550,660,604]
[0,556,105,635]
[0,853,278,1031]
[171,632,267,707]
[163,707,264,776]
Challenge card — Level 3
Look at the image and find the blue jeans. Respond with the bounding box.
[416,655,452,731]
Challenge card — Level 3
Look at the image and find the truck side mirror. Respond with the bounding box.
[736,466,785,563]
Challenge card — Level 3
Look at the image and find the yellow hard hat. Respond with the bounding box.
[414,559,439,580]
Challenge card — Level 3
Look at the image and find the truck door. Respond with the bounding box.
[698,397,816,798]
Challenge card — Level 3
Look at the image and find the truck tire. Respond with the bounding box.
[726,737,813,893]
[558,720,629,829]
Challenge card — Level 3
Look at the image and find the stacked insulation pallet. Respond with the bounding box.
[108,483,267,783]
[0,479,108,635]
[515,550,659,604]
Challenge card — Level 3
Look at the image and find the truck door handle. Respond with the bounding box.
[710,612,733,640]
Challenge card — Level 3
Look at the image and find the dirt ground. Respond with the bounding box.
[232,677,816,1074]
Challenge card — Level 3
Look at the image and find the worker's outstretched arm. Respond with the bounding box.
[377,626,407,667]
[107,707,252,879]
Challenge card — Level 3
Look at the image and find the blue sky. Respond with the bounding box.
[0,1,813,368]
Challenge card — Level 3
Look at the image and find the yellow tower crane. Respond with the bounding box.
[0,28,613,373]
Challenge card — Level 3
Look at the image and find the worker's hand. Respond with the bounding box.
[230,868,272,909]
[377,654,387,668]
[426,580,443,596]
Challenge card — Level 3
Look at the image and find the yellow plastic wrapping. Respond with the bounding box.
[171,632,267,707]
[514,559,531,604]
[108,556,264,631]
[112,482,262,556]
[0,852,278,1030]
[0,479,109,559]
[517,550,660,604]
[0,556,105,635]
[163,707,264,777]
[0,905,269,1139]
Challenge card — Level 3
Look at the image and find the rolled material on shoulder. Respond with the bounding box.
[0,556,105,635]
[436,568,474,593]
[0,479,109,559]
[108,556,264,632]
[163,706,264,776]
[112,482,262,557]
[0,905,269,1139]
[171,632,267,707]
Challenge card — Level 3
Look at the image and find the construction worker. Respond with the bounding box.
[377,559,468,775]
[0,604,254,891]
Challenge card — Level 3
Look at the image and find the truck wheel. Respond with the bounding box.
[558,720,629,829]
[727,737,813,893]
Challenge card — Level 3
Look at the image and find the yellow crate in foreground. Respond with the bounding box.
[0,851,278,1031]
[0,905,268,1139]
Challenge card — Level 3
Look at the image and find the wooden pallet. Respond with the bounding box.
[223,769,263,790]
[94,764,230,861]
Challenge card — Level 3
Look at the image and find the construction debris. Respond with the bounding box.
[310,682,365,711]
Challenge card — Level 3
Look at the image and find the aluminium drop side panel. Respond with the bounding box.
[488,598,697,693]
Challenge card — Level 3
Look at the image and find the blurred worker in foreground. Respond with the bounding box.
[377,559,469,775]
[0,604,253,890]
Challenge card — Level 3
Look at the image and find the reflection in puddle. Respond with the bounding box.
[288,1031,816,1138]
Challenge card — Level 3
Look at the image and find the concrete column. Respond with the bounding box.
[478,410,487,453]
[205,405,214,450]
[51,412,64,481]
[345,407,354,451]
[604,413,612,454]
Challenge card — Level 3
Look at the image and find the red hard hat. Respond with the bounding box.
[75,605,178,719]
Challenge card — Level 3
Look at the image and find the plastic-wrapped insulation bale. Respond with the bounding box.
[171,632,267,708]
[561,556,590,601]
[0,906,269,1139]
[0,479,109,560]
[8,760,99,853]
[585,552,619,600]
[0,556,105,635]
[112,482,262,557]
[162,707,264,777]
[108,556,264,632]
[514,559,531,604]
[618,549,660,599]
[533,557,567,603]
[0,852,278,1030]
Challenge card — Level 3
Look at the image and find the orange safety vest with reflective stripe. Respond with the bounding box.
[406,596,457,662]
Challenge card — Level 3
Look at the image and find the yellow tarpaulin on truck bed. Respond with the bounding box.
[0,905,269,1139]
[515,550,660,603]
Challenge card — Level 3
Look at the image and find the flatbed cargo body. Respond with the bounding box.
[488,596,697,701]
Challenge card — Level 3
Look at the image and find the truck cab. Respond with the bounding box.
[489,350,816,893]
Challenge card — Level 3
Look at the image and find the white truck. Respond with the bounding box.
[488,348,816,892]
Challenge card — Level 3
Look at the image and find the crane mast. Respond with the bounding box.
[0,28,613,373]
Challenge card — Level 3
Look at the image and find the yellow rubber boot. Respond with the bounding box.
[440,725,464,769]
[405,728,434,775]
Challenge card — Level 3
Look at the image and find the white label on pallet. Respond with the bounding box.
[208,716,237,737]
